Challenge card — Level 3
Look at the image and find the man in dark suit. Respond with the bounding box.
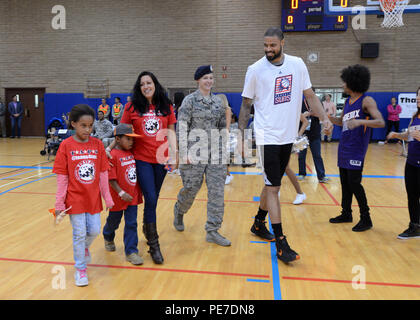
[0,97,6,138]
[8,95,23,138]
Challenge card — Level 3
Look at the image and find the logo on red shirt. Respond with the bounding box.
[125,165,137,186]
[142,115,161,137]
[75,160,96,184]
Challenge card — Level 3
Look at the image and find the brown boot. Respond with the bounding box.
[143,223,164,264]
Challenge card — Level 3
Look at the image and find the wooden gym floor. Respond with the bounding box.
[0,137,418,300]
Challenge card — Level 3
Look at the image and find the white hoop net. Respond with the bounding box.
[379,0,411,28]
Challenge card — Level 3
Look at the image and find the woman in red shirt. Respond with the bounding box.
[110,71,177,264]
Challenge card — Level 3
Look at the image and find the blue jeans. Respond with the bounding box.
[103,205,139,255]
[298,138,326,180]
[69,213,101,270]
[135,160,167,224]
[10,116,22,137]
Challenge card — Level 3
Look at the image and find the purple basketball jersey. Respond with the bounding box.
[407,115,420,168]
[338,95,372,170]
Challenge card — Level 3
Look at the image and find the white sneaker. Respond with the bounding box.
[225,175,234,185]
[74,268,88,287]
[293,193,306,205]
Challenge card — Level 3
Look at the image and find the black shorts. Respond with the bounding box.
[258,144,293,187]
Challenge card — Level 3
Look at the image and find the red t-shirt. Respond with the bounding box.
[120,103,177,163]
[52,136,109,215]
[108,148,143,211]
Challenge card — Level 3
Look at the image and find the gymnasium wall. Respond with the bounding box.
[0,0,419,97]
[1,0,419,139]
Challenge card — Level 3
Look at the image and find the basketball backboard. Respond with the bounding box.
[324,0,420,15]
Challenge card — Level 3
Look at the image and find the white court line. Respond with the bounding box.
[0,170,54,189]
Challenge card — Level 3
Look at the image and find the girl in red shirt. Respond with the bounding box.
[53,104,114,287]
[108,71,177,264]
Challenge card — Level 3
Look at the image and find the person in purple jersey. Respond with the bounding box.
[387,86,420,239]
[328,65,385,232]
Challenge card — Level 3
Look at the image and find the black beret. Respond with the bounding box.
[194,65,213,80]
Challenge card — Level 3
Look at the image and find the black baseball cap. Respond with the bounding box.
[113,123,141,138]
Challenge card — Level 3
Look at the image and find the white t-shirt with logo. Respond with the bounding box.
[242,54,312,145]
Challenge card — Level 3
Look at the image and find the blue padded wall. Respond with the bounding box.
[44,91,414,140]
[44,93,131,132]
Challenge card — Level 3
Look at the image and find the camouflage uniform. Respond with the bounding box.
[175,89,228,232]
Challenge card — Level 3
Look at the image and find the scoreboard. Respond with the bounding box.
[281,0,348,32]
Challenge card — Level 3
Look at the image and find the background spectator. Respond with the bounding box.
[0,97,6,138]
[112,97,124,125]
[92,110,114,147]
[173,92,185,121]
[322,94,336,142]
[98,98,111,121]
[385,97,402,144]
[298,98,329,183]
[8,94,23,138]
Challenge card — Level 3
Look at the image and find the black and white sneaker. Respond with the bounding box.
[398,223,420,240]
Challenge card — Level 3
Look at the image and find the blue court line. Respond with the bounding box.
[267,216,282,300]
[361,174,404,179]
[0,165,53,170]
[0,169,38,180]
[253,196,260,202]
[247,278,271,283]
[250,219,281,298]
[314,173,404,179]
[229,171,262,175]
[0,174,56,196]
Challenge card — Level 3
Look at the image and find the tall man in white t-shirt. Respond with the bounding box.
[238,27,332,264]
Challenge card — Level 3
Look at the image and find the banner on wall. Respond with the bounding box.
[398,93,417,118]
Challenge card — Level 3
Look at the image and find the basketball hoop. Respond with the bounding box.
[379,0,411,28]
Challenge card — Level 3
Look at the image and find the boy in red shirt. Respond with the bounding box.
[102,124,144,265]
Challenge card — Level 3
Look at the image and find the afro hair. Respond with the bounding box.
[340,64,371,94]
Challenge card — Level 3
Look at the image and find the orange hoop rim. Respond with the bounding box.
[379,0,397,12]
